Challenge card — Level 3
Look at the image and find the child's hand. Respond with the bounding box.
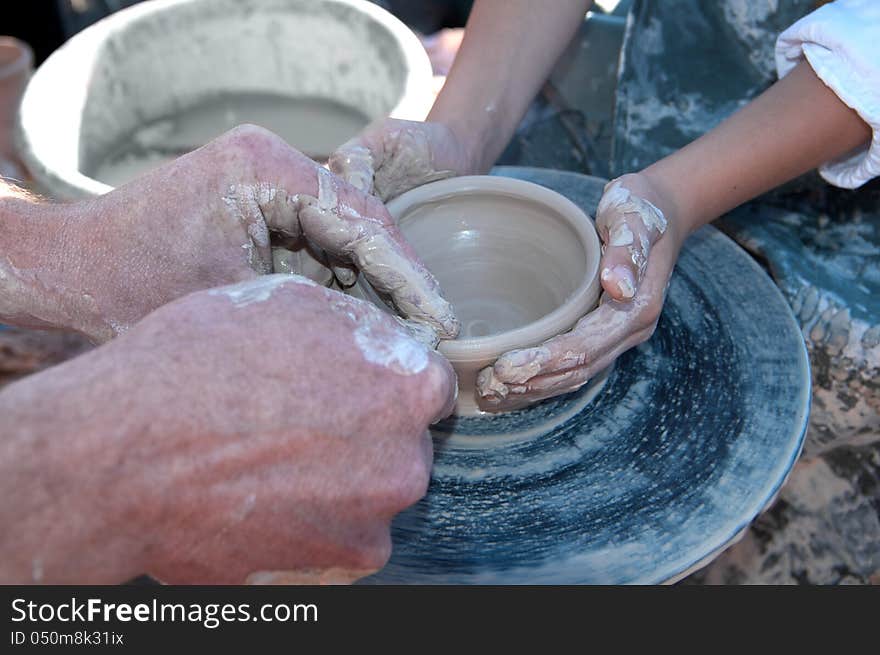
[476,173,685,411]
[328,118,479,202]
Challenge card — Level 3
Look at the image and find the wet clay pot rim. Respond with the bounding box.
[385,175,601,359]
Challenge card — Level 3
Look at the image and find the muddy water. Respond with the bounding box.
[90,92,370,186]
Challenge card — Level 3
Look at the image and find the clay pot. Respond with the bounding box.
[361,176,602,415]
[0,37,32,177]
[16,0,433,199]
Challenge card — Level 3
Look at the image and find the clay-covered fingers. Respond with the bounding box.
[270,240,357,289]
[219,126,460,338]
[329,119,461,202]
[596,178,668,301]
[294,167,459,339]
[328,133,378,195]
[479,317,657,411]
[327,136,381,193]
[218,181,278,274]
[270,245,336,286]
[476,228,682,412]
[476,298,655,411]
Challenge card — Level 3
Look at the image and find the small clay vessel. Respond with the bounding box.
[363,176,601,415]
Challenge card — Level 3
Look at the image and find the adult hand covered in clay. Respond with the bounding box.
[0,275,456,584]
[476,174,682,411]
[328,118,478,202]
[0,125,458,343]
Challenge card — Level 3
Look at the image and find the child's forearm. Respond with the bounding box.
[428,0,591,171]
[641,60,872,234]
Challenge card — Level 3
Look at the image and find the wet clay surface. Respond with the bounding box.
[360,168,809,584]
[361,175,601,415]
[401,196,585,337]
[18,0,432,199]
[91,93,370,186]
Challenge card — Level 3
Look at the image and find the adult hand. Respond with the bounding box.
[0,124,459,342]
[0,275,456,584]
[476,174,684,411]
[328,118,479,202]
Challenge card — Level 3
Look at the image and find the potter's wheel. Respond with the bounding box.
[363,167,810,584]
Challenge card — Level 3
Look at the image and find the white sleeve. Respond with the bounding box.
[775,0,880,189]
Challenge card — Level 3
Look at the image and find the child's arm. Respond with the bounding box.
[477,0,880,410]
[606,0,880,303]
[595,58,872,306]
[478,59,870,410]
[645,60,870,245]
[330,0,591,200]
